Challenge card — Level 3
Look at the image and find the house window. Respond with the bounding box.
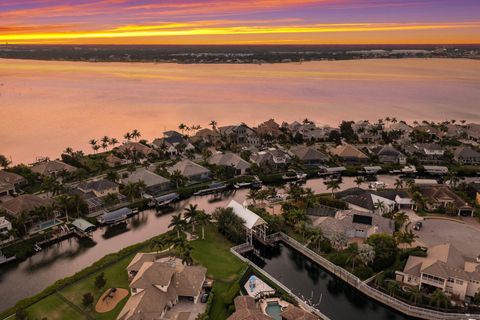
[455,279,464,285]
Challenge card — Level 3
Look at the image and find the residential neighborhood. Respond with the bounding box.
[1,117,480,320]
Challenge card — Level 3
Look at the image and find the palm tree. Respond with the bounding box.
[101,142,108,152]
[394,179,404,190]
[41,176,63,196]
[408,287,423,306]
[196,211,211,240]
[430,289,449,310]
[184,204,199,233]
[63,147,74,155]
[0,155,11,169]
[447,171,459,188]
[209,120,218,131]
[123,132,132,141]
[131,129,141,141]
[92,144,101,154]
[412,191,426,211]
[305,228,322,251]
[373,199,386,214]
[246,189,259,205]
[88,139,98,153]
[170,170,187,188]
[354,176,364,187]
[395,227,418,246]
[386,280,400,298]
[169,213,186,238]
[109,138,119,148]
[178,123,187,134]
[325,179,340,198]
[101,136,110,146]
[55,194,72,222]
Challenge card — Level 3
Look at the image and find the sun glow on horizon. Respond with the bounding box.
[1,0,479,44]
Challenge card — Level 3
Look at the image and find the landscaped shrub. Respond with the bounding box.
[82,292,94,308]
[319,239,333,253]
[329,252,350,268]
[352,266,374,279]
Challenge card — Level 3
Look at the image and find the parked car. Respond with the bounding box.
[201,293,209,303]
[413,221,423,230]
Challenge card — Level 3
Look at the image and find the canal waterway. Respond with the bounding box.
[248,241,415,320]
[0,175,398,311]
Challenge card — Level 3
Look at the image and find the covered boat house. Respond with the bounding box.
[227,200,267,245]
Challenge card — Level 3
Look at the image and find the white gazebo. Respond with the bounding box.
[228,200,268,244]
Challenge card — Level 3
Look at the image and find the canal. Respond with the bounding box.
[248,241,415,320]
[0,175,398,312]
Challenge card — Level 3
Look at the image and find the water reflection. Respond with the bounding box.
[249,242,414,320]
[0,177,403,311]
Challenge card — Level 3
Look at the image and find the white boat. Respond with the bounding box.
[369,181,386,190]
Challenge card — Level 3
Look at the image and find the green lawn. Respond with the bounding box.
[25,294,84,320]
[191,226,247,320]
[59,253,134,320]
[14,226,245,320]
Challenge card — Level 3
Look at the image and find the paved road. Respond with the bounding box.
[414,219,480,258]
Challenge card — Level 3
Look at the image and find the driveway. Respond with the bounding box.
[414,218,480,258]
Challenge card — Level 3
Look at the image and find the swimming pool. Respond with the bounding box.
[265,301,282,320]
[38,219,60,230]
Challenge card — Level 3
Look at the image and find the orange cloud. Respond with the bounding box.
[2,21,480,44]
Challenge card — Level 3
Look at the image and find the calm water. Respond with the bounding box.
[249,242,414,320]
[1,58,480,163]
[0,176,395,311]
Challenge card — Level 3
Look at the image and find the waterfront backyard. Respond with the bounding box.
[2,227,247,320]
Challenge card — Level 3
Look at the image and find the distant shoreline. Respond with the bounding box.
[0,56,478,66]
[1,44,478,64]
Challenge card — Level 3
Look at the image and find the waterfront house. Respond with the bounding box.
[121,168,171,193]
[417,185,474,216]
[31,160,77,177]
[0,194,52,219]
[289,146,329,168]
[396,244,480,301]
[208,152,251,175]
[329,144,369,164]
[219,124,260,147]
[250,149,291,170]
[118,256,207,320]
[73,180,125,215]
[337,188,413,214]
[453,146,480,165]
[310,209,394,242]
[404,143,445,164]
[167,160,211,182]
[370,145,407,164]
[0,170,26,197]
[78,179,119,198]
[0,194,54,232]
[227,296,271,320]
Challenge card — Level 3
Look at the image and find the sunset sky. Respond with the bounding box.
[1,0,480,45]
